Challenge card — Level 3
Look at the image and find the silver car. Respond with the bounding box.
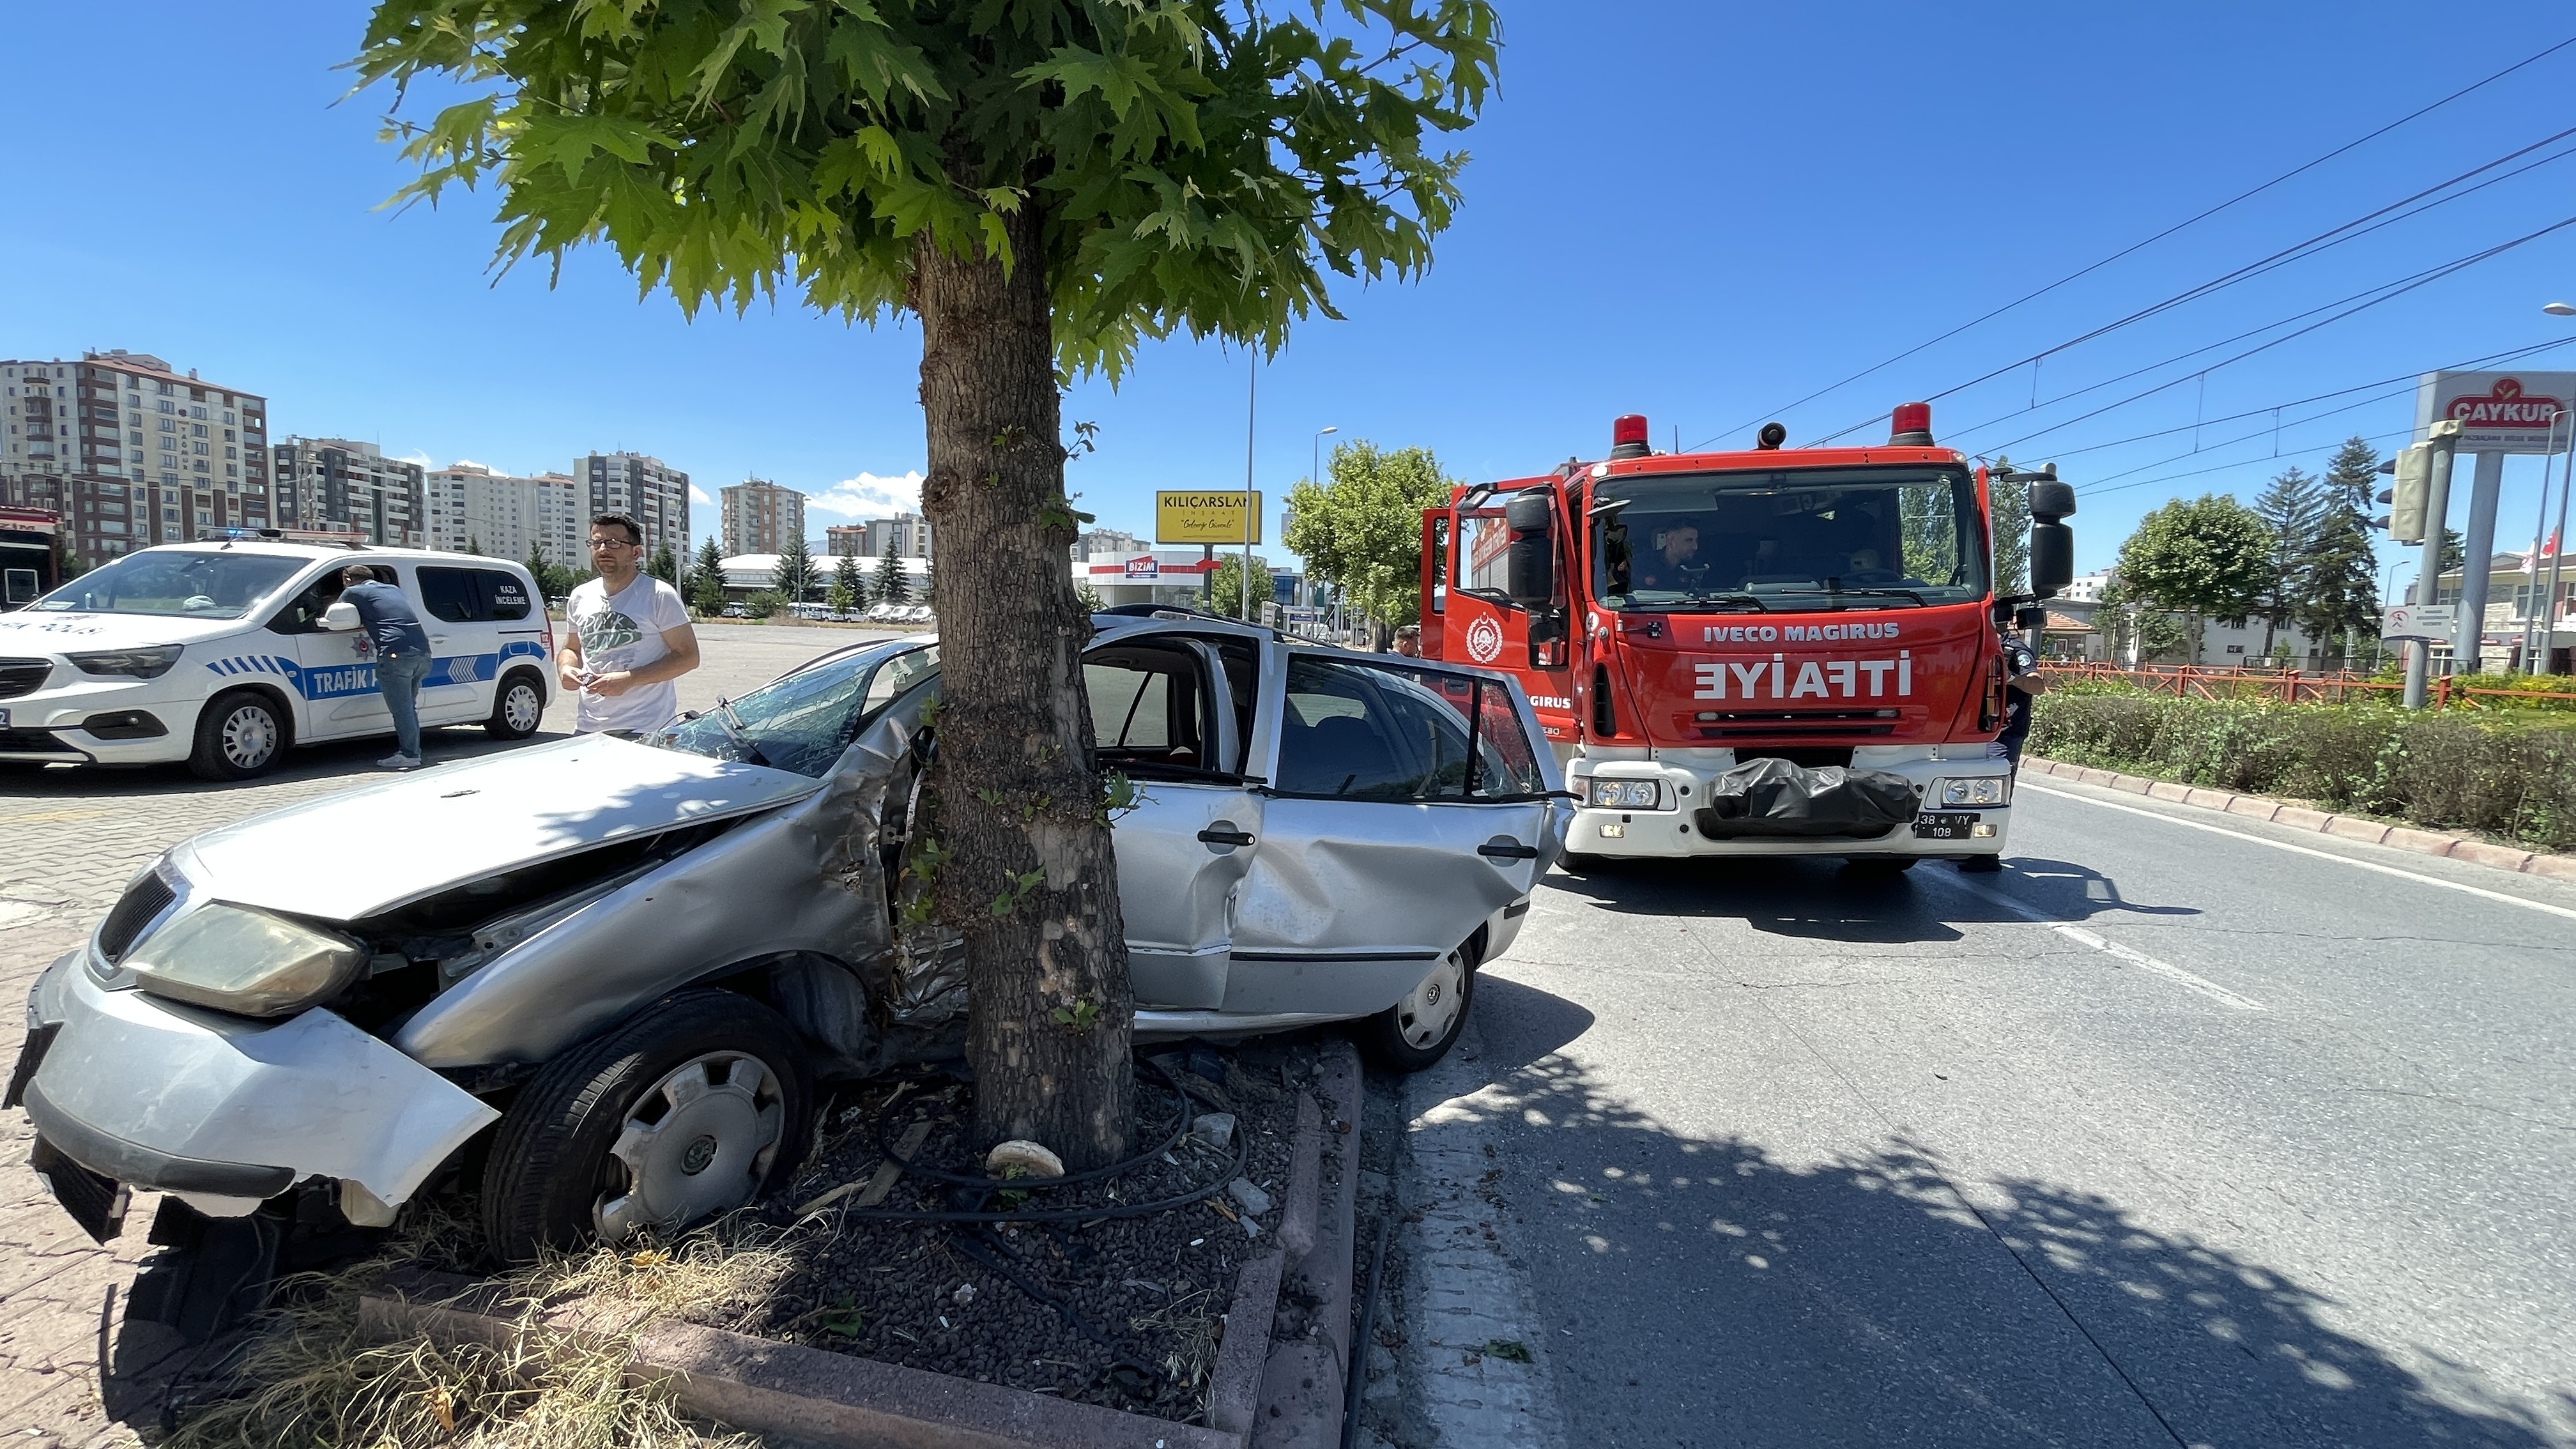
[13,614,1564,1273]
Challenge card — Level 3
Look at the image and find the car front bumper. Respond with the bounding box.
[1564,753,2013,859]
[17,951,498,1232]
[0,672,197,764]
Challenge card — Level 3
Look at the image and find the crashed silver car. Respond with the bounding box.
[12,614,1565,1277]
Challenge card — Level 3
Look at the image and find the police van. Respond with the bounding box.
[0,533,553,779]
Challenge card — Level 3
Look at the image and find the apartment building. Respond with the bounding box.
[862,511,934,559]
[579,452,689,556]
[425,463,586,564]
[0,350,272,565]
[272,437,427,547]
[1071,526,1143,562]
[721,478,806,557]
[825,523,870,556]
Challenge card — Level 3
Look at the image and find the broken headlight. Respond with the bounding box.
[123,903,367,1018]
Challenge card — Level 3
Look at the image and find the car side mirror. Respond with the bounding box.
[320,601,360,632]
[1504,491,1555,608]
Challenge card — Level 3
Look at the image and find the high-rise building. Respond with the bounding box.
[1073,526,1143,562]
[863,511,933,560]
[578,452,689,557]
[721,479,806,556]
[425,464,587,564]
[825,523,870,557]
[0,351,272,565]
[272,437,427,547]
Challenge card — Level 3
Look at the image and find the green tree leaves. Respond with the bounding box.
[1284,438,1455,632]
[1206,551,1273,618]
[2116,493,2273,662]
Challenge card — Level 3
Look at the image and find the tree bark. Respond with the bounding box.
[914,204,1134,1167]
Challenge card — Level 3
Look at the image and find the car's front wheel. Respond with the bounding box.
[480,990,809,1263]
[484,668,545,740]
[1358,947,1475,1073]
[187,689,288,780]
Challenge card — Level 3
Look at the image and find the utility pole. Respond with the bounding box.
[1242,357,1258,622]
[2404,420,2463,709]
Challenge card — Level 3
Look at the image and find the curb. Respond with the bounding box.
[2021,757,2576,883]
[1253,1039,1363,1447]
[356,1114,1315,1449]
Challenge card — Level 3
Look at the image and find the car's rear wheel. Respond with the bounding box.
[1358,946,1475,1073]
[484,668,545,739]
[480,990,809,1263]
[187,690,288,780]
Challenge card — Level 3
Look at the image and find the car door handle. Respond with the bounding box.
[1197,825,1256,848]
[1478,838,1540,861]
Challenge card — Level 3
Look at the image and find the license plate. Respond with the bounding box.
[1913,812,1978,839]
[0,707,10,727]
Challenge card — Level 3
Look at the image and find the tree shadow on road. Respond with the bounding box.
[1544,855,2200,945]
[1423,1051,2572,1448]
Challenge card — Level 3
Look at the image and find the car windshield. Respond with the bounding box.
[1591,466,1986,612]
[29,549,307,620]
[657,641,939,778]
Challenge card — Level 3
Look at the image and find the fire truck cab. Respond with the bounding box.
[1418,406,2074,869]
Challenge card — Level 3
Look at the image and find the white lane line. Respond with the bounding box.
[1921,871,2268,1011]
[2020,781,2576,924]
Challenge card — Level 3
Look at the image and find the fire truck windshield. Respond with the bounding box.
[1590,465,1986,613]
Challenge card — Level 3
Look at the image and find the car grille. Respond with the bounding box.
[0,659,50,700]
[0,728,78,757]
[97,871,177,963]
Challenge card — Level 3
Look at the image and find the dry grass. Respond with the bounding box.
[167,1209,798,1449]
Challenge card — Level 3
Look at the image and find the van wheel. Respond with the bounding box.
[485,669,546,740]
[1358,947,1475,1074]
[187,691,288,780]
[480,990,809,1264]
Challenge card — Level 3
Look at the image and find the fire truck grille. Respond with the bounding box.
[1692,709,1897,740]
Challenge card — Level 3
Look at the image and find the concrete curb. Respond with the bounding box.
[359,1172,1300,1449]
[1253,1039,1363,1448]
[2021,756,2576,882]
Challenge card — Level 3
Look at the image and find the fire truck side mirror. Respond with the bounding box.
[1504,491,1556,608]
[2026,480,2076,523]
[2029,522,2074,598]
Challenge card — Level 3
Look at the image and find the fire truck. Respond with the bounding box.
[1418,404,2074,871]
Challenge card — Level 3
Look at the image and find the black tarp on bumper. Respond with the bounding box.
[1692,756,1919,839]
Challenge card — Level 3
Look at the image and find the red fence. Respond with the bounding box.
[2043,661,2576,710]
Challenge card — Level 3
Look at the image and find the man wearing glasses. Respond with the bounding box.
[558,512,700,735]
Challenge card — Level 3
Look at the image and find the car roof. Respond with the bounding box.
[129,541,531,570]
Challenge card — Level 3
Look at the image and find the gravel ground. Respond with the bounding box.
[751,1042,1307,1424]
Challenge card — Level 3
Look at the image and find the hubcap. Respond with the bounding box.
[1393,951,1468,1049]
[220,705,277,769]
[503,683,540,732]
[594,1050,785,1241]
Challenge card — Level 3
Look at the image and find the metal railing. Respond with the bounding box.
[2043,661,2576,710]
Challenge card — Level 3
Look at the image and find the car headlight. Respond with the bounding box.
[68,645,183,679]
[1939,776,2009,808]
[1587,778,1662,809]
[122,903,366,1018]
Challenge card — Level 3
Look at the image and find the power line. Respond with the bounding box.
[1697,33,2576,448]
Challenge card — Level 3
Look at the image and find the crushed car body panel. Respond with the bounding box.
[29,963,498,1211]
[169,734,823,923]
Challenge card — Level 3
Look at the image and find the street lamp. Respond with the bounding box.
[2546,301,2576,316]
[1310,426,1337,628]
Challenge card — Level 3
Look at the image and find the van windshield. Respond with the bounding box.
[1591,466,1986,612]
[29,550,307,619]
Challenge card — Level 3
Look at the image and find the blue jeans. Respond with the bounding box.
[378,651,430,760]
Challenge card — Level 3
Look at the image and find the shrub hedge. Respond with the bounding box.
[2028,687,2576,852]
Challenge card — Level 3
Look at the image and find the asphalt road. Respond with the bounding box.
[1404,776,2576,1449]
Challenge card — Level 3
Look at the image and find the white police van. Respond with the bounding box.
[0,535,553,779]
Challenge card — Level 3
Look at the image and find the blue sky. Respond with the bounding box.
[7,2,2576,590]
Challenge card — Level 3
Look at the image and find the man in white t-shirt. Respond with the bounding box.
[559,512,701,734]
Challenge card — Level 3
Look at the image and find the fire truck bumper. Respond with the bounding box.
[1561,753,2014,862]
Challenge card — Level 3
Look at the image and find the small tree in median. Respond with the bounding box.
[874,540,912,608]
[1207,553,1275,620]
[829,552,864,615]
[690,537,729,616]
[2116,494,2273,664]
[359,0,1499,1165]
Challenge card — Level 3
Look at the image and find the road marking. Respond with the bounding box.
[2020,781,2576,923]
[1923,871,2268,1011]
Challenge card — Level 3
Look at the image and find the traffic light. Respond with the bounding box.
[2389,443,2432,544]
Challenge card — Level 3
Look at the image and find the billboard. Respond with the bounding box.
[1123,555,1161,581]
[2414,372,2576,454]
[1156,491,1263,544]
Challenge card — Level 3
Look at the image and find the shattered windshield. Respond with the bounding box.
[657,642,939,777]
[1591,466,1985,612]
[29,549,306,619]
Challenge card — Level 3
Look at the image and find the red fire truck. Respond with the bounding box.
[1418,404,2074,870]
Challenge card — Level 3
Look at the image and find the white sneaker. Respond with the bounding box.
[379,754,424,770]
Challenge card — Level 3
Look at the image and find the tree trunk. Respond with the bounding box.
[914,206,1134,1168]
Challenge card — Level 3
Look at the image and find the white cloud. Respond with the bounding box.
[397,450,434,467]
[447,457,487,471]
[689,484,714,505]
[806,470,925,519]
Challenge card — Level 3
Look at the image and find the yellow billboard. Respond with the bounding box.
[1156,491,1262,544]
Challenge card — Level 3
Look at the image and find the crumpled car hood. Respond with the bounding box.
[169,735,822,923]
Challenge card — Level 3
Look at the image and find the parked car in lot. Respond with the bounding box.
[0,538,551,779]
[12,615,1564,1289]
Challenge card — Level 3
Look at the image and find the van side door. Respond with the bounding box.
[266,564,381,740]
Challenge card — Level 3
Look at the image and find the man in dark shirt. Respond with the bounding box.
[341,565,434,770]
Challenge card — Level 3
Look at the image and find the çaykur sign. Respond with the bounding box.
[2414,372,2576,454]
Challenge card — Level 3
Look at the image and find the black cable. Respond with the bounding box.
[1700,33,2576,445]
[1341,1208,1393,1449]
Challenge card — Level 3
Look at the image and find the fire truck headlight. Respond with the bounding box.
[1939,777,2010,808]
[1588,779,1663,809]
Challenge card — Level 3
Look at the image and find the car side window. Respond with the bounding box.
[479,570,533,620]
[265,570,346,635]
[1085,641,1220,778]
[1276,657,1546,800]
[417,566,482,623]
